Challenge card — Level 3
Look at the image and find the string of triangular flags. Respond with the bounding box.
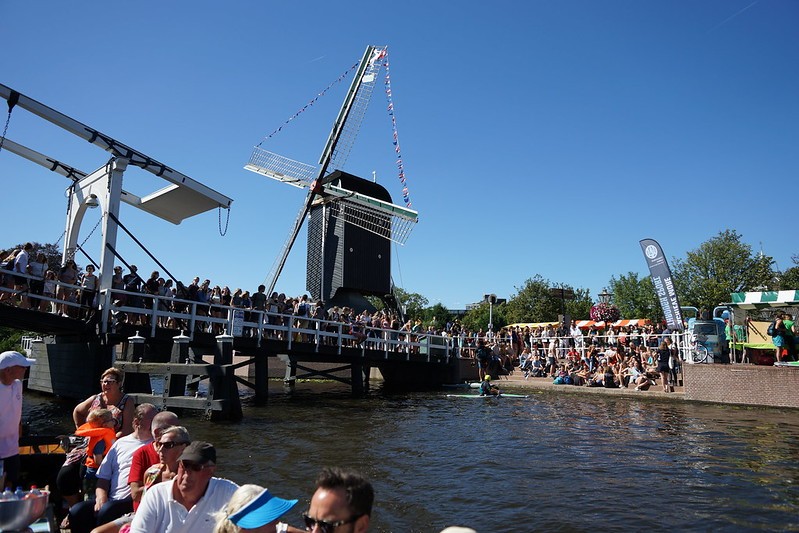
[382,49,412,208]
[256,61,360,148]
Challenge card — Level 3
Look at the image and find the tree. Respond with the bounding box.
[421,303,453,329]
[565,288,593,320]
[608,272,659,321]
[393,287,428,320]
[672,230,775,310]
[460,301,507,333]
[0,327,26,353]
[2,241,62,271]
[778,254,799,290]
[504,275,562,323]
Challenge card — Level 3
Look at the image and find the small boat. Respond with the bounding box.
[18,435,66,493]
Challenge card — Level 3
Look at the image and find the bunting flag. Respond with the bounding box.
[256,61,360,148]
[383,49,412,208]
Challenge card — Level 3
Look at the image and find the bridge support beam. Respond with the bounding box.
[254,352,268,406]
[351,363,364,396]
[210,335,241,421]
[165,333,189,398]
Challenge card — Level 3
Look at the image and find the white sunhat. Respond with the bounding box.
[0,350,36,370]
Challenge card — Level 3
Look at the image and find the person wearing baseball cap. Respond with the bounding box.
[130,441,239,533]
[0,350,36,488]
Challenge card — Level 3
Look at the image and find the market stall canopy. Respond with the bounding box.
[506,322,560,329]
[574,319,651,329]
[506,319,651,330]
[728,290,799,309]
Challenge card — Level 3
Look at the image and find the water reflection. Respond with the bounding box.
[22,386,799,532]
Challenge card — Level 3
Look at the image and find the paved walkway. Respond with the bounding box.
[490,369,685,401]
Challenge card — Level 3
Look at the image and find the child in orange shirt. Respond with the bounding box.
[74,408,116,499]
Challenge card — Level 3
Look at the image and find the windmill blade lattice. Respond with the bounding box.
[327,46,385,172]
[245,148,316,190]
[330,199,414,245]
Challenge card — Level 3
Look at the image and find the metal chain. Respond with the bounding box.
[80,216,103,247]
[218,206,230,236]
[0,109,12,155]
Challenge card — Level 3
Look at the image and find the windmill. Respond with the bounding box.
[244,45,417,310]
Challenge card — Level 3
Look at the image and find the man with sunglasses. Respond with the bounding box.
[130,440,238,533]
[129,410,180,509]
[303,467,373,533]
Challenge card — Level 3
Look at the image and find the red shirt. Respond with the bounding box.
[128,442,159,510]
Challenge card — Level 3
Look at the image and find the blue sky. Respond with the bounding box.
[2,1,797,310]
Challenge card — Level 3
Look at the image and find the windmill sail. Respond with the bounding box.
[246,45,417,295]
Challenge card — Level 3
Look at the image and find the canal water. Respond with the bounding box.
[22,383,799,532]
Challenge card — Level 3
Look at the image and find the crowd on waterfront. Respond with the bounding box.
[472,322,681,392]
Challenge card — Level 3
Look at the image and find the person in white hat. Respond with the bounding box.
[0,350,36,488]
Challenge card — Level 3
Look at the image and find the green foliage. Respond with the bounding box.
[672,230,776,310]
[503,275,580,323]
[778,255,799,290]
[2,242,62,271]
[421,303,453,328]
[393,287,429,320]
[0,327,25,353]
[564,288,593,320]
[460,302,507,332]
[609,272,660,321]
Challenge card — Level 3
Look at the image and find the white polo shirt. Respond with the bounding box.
[130,477,238,533]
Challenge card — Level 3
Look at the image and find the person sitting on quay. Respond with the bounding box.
[130,441,238,533]
[303,467,374,533]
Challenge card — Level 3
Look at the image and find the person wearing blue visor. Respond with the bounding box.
[215,484,298,533]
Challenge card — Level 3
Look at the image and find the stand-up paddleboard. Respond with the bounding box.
[442,383,482,389]
[446,393,529,398]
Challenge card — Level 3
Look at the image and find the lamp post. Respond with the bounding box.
[484,294,497,337]
[598,288,612,304]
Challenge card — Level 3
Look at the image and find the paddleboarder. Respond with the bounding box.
[478,375,501,397]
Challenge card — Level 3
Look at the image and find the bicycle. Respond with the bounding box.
[690,343,710,364]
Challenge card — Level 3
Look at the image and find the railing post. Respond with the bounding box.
[164,332,190,399]
[121,331,150,393]
[188,303,197,340]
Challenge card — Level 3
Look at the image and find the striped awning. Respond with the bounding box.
[506,322,560,329]
[574,319,650,329]
[729,290,799,309]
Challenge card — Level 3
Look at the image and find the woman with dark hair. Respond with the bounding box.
[657,341,673,392]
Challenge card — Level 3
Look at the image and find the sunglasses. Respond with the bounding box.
[157,441,187,450]
[100,379,118,384]
[302,512,361,532]
[179,460,213,472]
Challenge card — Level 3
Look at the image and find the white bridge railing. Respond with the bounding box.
[100,288,458,363]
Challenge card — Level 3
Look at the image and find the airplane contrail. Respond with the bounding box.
[708,1,758,33]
